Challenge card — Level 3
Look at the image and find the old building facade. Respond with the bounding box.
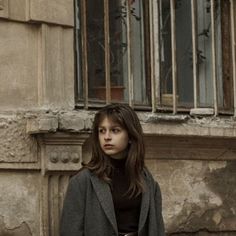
[0,0,236,235]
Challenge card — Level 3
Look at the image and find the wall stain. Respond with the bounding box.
[168,229,236,236]
[0,216,32,236]
[167,161,236,234]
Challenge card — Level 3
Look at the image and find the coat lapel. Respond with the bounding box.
[138,174,150,232]
[90,174,118,234]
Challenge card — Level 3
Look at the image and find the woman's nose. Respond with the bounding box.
[104,131,111,140]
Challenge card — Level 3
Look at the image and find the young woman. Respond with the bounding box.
[60,104,165,236]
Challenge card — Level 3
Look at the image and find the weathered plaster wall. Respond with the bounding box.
[0,1,74,110]
[1,111,236,235]
[0,114,38,163]
[0,21,39,109]
[148,160,236,234]
[0,172,40,236]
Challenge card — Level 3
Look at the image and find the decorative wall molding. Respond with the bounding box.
[37,132,89,236]
[0,0,8,18]
[145,136,236,161]
[38,132,89,174]
[0,0,74,25]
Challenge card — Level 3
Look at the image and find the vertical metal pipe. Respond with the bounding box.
[170,0,177,114]
[210,0,218,115]
[230,0,236,116]
[149,0,156,112]
[127,0,134,107]
[104,0,111,103]
[191,0,198,108]
[81,0,89,109]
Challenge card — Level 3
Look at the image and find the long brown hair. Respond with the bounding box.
[84,103,145,197]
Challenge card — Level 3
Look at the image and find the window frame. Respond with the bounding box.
[75,0,236,116]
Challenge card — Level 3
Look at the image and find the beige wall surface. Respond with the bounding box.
[0,172,40,236]
[0,0,74,25]
[0,22,74,110]
[30,0,74,26]
[0,21,39,109]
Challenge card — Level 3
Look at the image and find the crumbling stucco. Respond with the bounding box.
[0,216,32,236]
[0,173,40,236]
[0,114,37,163]
[147,160,236,234]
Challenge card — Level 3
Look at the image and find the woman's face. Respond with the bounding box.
[98,116,129,159]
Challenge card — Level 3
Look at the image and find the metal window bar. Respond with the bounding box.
[230,0,236,117]
[211,0,218,116]
[191,0,198,109]
[149,0,157,112]
[104,0,111,104]
[170,0,178,114]
[153,0,161,109]
[80,0,89,109]
[126,0,134,108]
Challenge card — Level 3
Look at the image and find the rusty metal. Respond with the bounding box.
[126,0,134,107]
[211,0,218,115]
[149,0,156,112]
[170,0,177,114]
[80,0,89,109]
[230,0,236,116]
[104,0,111,104]
[191,0,198,108]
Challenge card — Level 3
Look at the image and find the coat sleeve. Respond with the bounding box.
[60,174,86,236]
[154,181,166,236]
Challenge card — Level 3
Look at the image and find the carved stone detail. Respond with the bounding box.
[49,152,59,163]
[38,132,89,236]
[38,133,88,174]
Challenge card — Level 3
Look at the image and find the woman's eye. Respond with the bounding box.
[112,128,120,133]
[98,129,105,133]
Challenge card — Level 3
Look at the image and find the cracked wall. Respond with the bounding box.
[0,172,40,236]
[147,160,236,235]
[0,115,37,163]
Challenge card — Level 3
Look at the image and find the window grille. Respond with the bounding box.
[75,0,236,116]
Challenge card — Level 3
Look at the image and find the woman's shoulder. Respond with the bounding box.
[143,166,155,181]
[143,166,161,190]
[70,168,93,184]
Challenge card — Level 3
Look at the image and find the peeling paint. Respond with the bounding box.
[0,216,32,236]
[0,173,40,235]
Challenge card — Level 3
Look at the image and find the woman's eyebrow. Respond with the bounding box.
[98,125,121,128]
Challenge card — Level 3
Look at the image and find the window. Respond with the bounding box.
[75,0,236,115]
[159,0,235,115]
[75,0,151,108]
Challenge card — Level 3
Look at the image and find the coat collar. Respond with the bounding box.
[90,174,118,234]
[138,172,150,232]
[90,172,150,234]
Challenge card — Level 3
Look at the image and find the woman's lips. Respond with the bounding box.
[104,144,114,149]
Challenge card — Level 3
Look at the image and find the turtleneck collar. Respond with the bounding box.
[110,157,126,170]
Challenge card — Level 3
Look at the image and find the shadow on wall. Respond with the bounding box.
[0,216,32,236]
[168,230,236,236]
[167,161,236,235]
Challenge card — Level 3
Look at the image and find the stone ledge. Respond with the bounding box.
[23,110,236,138]
[26,115,58,134]
[59,111,94,132]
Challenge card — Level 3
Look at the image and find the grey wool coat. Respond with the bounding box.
[60,168,165,236]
